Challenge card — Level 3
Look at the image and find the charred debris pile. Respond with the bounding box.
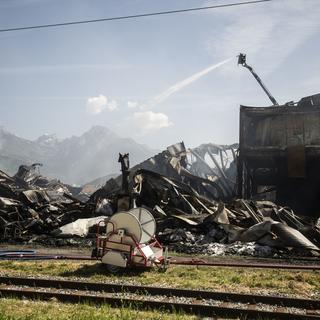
[0,142,319,257]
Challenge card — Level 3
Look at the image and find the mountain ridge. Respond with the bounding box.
[0,126,156,185]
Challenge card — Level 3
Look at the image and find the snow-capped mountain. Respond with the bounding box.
[0,126,156,185]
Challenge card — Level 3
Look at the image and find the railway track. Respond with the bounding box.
[0,276,319,319]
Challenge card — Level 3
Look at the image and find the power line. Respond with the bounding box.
[0,0,272,33]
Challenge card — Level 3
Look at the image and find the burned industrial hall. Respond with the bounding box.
[0,1,320,318]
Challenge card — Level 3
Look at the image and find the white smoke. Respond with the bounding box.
[143,58,232,109]
[127,101,139,109]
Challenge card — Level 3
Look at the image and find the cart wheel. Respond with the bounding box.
[158,264,167,273]
[106,264,121,274]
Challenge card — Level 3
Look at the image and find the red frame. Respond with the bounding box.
[95,220,164,267]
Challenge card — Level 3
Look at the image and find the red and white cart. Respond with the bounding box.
[93,207,168,272]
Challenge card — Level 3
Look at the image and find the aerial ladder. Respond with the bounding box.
[238,53,279,106]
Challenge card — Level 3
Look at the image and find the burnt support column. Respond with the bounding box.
[118,153,130,194]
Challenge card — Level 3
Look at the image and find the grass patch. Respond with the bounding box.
[0,260,319,319]
[0,260,319,297]
[0,298,195,320]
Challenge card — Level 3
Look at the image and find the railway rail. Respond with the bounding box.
[0,276,319,319]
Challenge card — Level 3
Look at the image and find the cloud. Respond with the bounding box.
[86,95,107,114]
[127,101,139,109]
[133,111,172,132]
[86,94,118,114]
[205,0,320,75]
[107,100,118,111]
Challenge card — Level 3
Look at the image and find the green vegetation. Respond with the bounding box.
[0,259,319,319]
[0,298,195,320]
[0,260,319,296]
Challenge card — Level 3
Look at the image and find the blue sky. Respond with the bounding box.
[0,0,320,149]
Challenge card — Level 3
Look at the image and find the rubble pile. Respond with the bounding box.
[158,228,274,257]
[0,164,94,241]
[91,142,320,256]
[133,169,320,256]
[0,141,319,257]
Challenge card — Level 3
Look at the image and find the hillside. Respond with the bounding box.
[0,126,156,185]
